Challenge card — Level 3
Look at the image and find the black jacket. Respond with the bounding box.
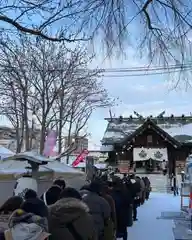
[111,188,129,233]
[126,180,140,199]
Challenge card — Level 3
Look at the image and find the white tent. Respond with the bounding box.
[4,151,55,164]
[0,146,14,160]
[0,160,50,174]
[44,161,84,174]
[0,159,84,175]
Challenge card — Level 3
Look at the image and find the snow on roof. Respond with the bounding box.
[0,159,84,174]
[165,123,192,137]
[102,119,192,144]
[0,160,50,174]
[44,161,84,174]
[102,122,142,144]
[3,151,54,164]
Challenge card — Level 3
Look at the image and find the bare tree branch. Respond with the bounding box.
[0,0,191,79]
[0,35,113,155]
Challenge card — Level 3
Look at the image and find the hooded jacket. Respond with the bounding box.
[48,198,97,240]
[0,209,49,240]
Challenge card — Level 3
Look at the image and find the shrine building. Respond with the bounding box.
[101,112,192,176]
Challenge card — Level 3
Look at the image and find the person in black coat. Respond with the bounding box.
[129,175,141,221]
[40,185,62,206]
[144,177,151,200]
[111,178,129,240]
[123,179,134,228]
[24,189,49,218]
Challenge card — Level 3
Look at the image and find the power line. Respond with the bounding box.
[101,67,192,78]
[101,63,192,72]
[2,62,192,75]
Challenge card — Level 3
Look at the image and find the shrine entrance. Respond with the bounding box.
[133,147,168,173]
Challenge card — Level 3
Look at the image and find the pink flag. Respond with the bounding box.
[72,149,89,167]
[43,130,57,157]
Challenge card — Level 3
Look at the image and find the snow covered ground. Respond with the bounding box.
[128,193,180,240]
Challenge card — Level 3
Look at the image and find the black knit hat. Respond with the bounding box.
[21,198,48,218]
[59,187,82,200]
[24,189,37,200]
[89,180,103,194]
[44,185,62,205]
[53,179,66,190]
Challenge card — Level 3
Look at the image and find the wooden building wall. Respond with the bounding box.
[114,128,191,175]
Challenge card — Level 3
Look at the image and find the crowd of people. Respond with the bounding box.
[0,174,151,240]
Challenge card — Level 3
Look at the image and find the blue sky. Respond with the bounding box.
[1,2,192,151]
[88,48,192,150]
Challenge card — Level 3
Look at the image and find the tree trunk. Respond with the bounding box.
[23,94,30,151]
[39,121,46,154]
[58,101,63,154]
[66,117,73,164]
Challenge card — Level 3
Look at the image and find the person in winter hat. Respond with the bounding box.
[100,183,116,240]
[24,189,37,200]
[79,185,91,198]
[21,198,49,218]
[0,198,49,240]
[41,185,62,206]
[130,175,141,221]
[110,178,130,240]
[48,187,97,240]
[3,209,49,240]
[53,179,66,190]
[82,181,111,240]
[59,187,82,200]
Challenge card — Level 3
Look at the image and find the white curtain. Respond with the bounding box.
[133,148,168,162]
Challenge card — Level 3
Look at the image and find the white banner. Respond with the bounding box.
[133,148,168,162]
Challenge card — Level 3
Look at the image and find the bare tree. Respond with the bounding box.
[0,81,24,153]
[0,36,112,154]
[0,39,33,151]
[45,49,112,155]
